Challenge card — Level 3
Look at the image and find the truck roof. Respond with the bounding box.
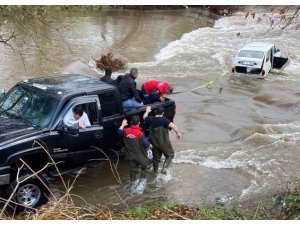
[240,42,274,52]
[19,74,116,98]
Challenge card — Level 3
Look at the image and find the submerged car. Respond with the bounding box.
[232,42,289,78]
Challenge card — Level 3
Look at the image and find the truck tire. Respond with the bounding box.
[2,173,50,212]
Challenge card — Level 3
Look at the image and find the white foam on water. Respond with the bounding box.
[155,170,173,187]
[244,122,300,144]
[239,180,259,199]
[265,121,300,130]
[172,159,199,165]
[154,27,230,74]
[267,132,300,142]
[174,150,262,173]
[200,158,260,171]
[211,52,226,67]
[124,178,147,196]
[244,133,275,144]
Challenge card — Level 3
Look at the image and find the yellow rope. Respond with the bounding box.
[187,69,229,93]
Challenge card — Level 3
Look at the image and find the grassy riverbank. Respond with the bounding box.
[1,182,299,220]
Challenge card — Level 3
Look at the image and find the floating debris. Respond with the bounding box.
[214,195,235,205]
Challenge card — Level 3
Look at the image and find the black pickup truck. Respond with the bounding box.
[0,74,176,209]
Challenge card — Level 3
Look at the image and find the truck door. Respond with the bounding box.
[51,95,104,166]
[273,47,290,69]
[97,91,125,150]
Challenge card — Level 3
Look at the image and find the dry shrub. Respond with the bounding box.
[21,201,117,220]
[94,52,126,72]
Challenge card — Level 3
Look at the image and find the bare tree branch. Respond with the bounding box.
[0,30,16,51]
[281,5,300,30]
[0,6,72,67]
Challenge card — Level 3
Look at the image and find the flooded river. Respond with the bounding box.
[1,7,300,208]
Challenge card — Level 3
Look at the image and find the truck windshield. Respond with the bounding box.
[238,50,264,59]
[0,85,59,127]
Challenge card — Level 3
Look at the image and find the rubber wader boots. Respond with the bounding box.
[153,161,159,173]
[130,179,140,192]
[161,156,173,174]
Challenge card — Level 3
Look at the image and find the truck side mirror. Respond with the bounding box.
[62,120,80,136]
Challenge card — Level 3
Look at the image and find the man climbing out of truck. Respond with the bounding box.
[118,68,144,109]
[143,106,181,174]
[141,80,173,104]
[100,68,123,89]
[100,68,115,84]
[63,105,91,129]
[117,115,150,194]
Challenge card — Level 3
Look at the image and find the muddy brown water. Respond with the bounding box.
[0,7,300,208]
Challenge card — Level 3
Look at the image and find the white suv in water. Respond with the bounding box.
[232,42,289,78]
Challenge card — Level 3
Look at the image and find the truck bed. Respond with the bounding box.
[124,98,175,123]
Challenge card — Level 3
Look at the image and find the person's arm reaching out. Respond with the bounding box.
[169,122,181,140]
[143,106,151,120]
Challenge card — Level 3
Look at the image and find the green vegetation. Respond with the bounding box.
[277,178,300,219]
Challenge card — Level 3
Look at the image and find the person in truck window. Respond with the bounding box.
[143,106,181,174]
[141,80,173,104]
[63,105,91,129]
[118,68,143,109]
[117,115,150,194]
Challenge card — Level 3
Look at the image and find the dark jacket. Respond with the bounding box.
[100,75,114,84]
[118,74,142,102]
[117,125,150,149]
[101,75,124,91]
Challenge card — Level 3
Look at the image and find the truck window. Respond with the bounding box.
[63,102,97,127]
[98,92,121,117]
[84,102,98,125]
[238,50,264,59]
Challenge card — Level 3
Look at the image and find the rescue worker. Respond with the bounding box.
[141,80,173,104]
[118,115,150,191]
[143,106,181,174]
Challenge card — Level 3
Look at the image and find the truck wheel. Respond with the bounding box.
[2,173,50,212]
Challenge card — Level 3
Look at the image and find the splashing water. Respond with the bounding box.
[155,170,173,187]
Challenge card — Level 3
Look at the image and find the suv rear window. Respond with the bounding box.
[238,50,264,59]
